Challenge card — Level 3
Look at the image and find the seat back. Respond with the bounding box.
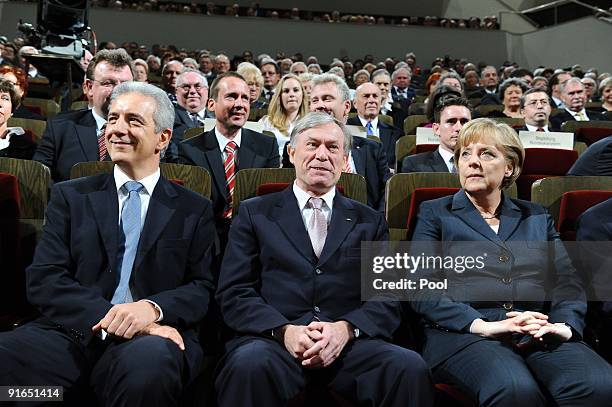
[403,115,428,136]
[531,176,612,228]
[7,118,47,143]
[70,162,212,199]
[561,120,612,134]
[406,187,459,236]
[558,190,612,240]
[0,158,50,219]
[183,126,207,141]
[517,148,579,200]
[22,97,61,119]
[395,135,416,172]
[475,104,503,116]
[575,127,612,146]
[232,168,367,216]
[70,100,89,111]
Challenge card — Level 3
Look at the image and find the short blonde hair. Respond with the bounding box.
[454,118,525,189]
[236,62,264,87]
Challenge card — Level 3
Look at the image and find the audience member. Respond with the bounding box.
[518,87,553,132]
[468,65,499,99]
[548,71,572,108]
[0,65,45,120]
[236,62,267,110]
[133,58,149,82]
[0,79,35,159]
[33,49,135,182]
[600,77,612,112]
[261,59,281,101]
[550,77,605,131]
[215,111,434,407]
[289,61,307,76]
[172,69,209,142]
[161,60,184,105]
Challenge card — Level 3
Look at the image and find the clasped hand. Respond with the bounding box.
[471,310,572,342]
[92,301,185,350]
[283,321,352,368]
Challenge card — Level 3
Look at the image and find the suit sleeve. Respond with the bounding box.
[216,202,290,334]
[177,142,197,166]
[400,155,416,173]
[374,142,391,212]
[146,199,216,329]
[409,203,486,331]
[337,212,403,339]
[266,137,281,168]
[26,183,113,344]
[32,120,58,177]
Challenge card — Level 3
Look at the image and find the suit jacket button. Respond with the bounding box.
[314,306,320,313]
[315,268,322,275]
[499,254,509,262]
[503,302,513,310]
[502,277,512,284]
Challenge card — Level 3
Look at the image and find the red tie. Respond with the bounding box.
[343,158,352,173]
[536,127,544,132]
[223,141,237,218]
[98,124,107,161]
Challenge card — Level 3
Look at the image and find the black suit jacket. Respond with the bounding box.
[351,136,391,212]
[26,173,216,379]
[216,187,401,343]
[346,116,402,168]
[567,135,612,176]
[32,109,99,182]
[411,190,586,368]
[549,110,606,131]
[13,104,46,121]
[178,128,280,219]
[400,149,449,173]
[0,131,36,159]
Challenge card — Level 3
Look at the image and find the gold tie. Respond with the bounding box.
[576,112,587,121]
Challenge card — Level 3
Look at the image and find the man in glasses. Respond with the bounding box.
[518,87,553,132]
[34,49,135,182]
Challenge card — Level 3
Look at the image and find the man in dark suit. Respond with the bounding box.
[179,72,280,239]
[215,112,434,407]
[401,96,472,173]
[567,135,612,175]
[347,82,402,169]
[390,67,414,114]
[548,71,573,109]
[161,60,183,105]
[467,65,500,100]
[33,49,135,182]
[516,87,553,132]
[0,82,216,406]
[372,69,408,132]
[550,78,606,131]
[310,73,391,211]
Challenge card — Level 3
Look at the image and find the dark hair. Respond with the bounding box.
[209,71,246,100]
[433,96,472,123]
[519,87,549,109]
[0,78,20,112]
[547,71,572,95]
[509,68,532,79]
[86,49,135,81]
[260,59,281,74]
[425,84,462,122]
[498,78,528,101]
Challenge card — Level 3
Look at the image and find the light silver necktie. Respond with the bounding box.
[307,197,327,258]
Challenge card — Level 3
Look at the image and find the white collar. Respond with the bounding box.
[113,165,160,196]
[215,127,242,151]
[437,146,455,168]
[358,115,378,129]
[525,123,550,132]
[292,180,336,211]
[91,108,107,133]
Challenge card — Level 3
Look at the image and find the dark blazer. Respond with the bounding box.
[390,87,414,114]
[410,190,586,368]
[576,198,612,302]
[567,135,612,176]
[26,173,216,378]
[352,136,391,212]
[401,149,449,173]
[32,108,99,182]
[178,128,280,219]
[549,109,606,131]
[216,187,401,342]
[347,116,402,168]
[0,130,36,159]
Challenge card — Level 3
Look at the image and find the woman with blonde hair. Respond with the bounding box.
[236,62,267,110]
[259,73,308,158]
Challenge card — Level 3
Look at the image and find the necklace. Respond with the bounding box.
[481,212,499,220]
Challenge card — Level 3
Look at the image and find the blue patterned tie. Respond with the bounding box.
[366,121,374,136]
[111,181,144,304]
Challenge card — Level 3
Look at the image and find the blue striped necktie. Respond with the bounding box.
[111,181,144,304]
[366,121,374,136]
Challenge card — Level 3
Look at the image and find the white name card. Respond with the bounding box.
[518,131,574,150]
[416,127,439,145]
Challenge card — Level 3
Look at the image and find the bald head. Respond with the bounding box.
[354,82,381,120]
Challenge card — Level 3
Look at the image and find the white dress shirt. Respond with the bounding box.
[437,147,455,173]
[293,181,335,229]
[215,127,243,161]
[525,123,550,132]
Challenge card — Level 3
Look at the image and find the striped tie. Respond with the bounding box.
[98,124,107,161]
[223,141,237,218]
[343,156,353,173]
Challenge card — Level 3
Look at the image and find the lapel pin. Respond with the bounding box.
[345,218,352,221]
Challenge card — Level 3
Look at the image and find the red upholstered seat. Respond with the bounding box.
[407,187,459,234]
[0,172,20,219]
[415,144,439,154]
[576,127,612,146]
[558,190,612,241]
[517,149,578,200]
[257,182,345,196]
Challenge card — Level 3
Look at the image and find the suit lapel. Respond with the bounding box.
[87,174,119,270]
[133,177,177,271]
[497,194,522,241]
[318,193,357,266]
[431,150,450,172]
[273,188,318,263]
[75,111,99,162]
[202,130,229,203]
[237,130,257,170]
[451,191,505,248]
[352,138,366,176]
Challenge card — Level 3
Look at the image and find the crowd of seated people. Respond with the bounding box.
[1,31,612,406]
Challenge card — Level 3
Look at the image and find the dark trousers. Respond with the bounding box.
[215,336,435,407]
[434,339,612,407]
[0,322,188,407]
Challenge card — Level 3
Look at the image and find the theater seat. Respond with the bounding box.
[575,127,612,146]
[415,143,438,154]
[406,187,459,236]
[516,148,578,200]
[403,114,428,136]
[557,190,612,241]
[395,135,416,172]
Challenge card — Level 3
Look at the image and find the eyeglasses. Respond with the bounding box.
[525,99,550,108]
[179,84,206,92]
[91,79,122,88]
